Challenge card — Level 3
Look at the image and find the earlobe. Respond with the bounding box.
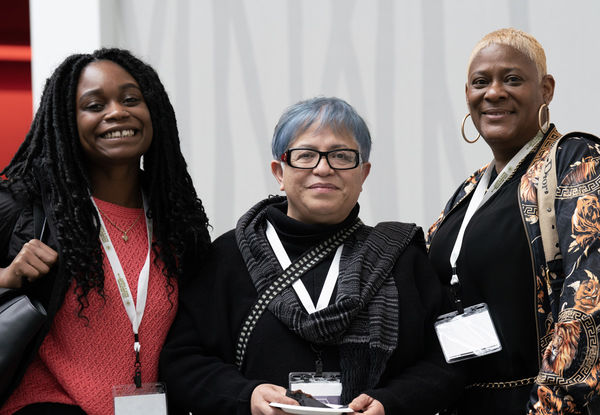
[270,160,285,191]
[542,74,556,103]
[361,162,371,184]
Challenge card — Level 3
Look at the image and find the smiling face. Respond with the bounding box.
[76,60,153,170]
[466,43,554,159]
[271,125,371,225]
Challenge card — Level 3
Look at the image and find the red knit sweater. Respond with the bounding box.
[1,198,178,415]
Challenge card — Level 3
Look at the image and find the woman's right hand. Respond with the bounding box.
[0,239,58,288]
[250,384,298,415]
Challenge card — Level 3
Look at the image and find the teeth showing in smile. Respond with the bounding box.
[100,129,135,139]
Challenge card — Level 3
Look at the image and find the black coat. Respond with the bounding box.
[160,212,464,415]
[0,189,66,405]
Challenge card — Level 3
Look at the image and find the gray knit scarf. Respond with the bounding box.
[235,196,417,403]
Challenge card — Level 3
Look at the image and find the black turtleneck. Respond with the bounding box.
[265,201,360,305]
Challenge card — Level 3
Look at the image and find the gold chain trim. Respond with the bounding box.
[467,376,537,389]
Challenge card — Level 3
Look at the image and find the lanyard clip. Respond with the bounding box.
[133,333,142,388]
[315,356,323,377]
[134,333,141,353]
[450,267,464,315]
[311,345,323,377]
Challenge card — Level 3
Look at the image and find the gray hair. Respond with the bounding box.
[271,97,372,162]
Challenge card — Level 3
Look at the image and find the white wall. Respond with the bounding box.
[30,0,102,110]
[30,0,600,238]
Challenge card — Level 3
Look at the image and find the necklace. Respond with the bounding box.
[96,206,144,242]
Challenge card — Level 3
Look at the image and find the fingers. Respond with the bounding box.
[349,394,385,415]
[349,394,371,411]
[0,239,58,288]
[23,239,58,265]
[250,384,298,415]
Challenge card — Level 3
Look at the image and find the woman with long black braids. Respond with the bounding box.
[0,48,210,415]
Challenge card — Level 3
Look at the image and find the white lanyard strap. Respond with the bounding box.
[449,132,543,280]
[266,221,342,314]
[91,196,152,349]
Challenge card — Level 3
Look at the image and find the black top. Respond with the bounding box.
[265,201,359,304]
[428,159,539,414]
[160,202,463,415]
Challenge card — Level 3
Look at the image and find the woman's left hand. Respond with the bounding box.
[348,394,385,415]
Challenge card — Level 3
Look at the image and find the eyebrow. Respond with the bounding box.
[291,143,355,150]
[470,67,524,77]
[78,83,142,103]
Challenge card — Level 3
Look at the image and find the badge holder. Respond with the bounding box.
[113,382,168,415]
[289,372,343,406]
[434,273,502,363]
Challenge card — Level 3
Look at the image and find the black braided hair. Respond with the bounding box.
[1,48,211,313]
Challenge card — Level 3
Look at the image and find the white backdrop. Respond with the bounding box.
[30,0,600,238]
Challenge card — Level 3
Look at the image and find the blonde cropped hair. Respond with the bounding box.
[467,28,547,80]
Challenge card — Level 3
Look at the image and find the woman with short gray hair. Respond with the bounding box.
[161,96,461,414]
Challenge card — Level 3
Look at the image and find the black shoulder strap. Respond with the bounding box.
[32,203,46,241]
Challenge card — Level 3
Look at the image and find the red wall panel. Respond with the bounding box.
[0,2,32,171]
[0,60,32,171]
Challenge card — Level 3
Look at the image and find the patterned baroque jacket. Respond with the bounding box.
[426,125,600,414]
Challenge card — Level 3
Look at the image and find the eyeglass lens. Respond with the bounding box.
[288,149,358,169]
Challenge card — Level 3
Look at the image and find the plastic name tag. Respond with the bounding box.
[289,372,342,406]
[113,382,167,415]
[434,303,502,363]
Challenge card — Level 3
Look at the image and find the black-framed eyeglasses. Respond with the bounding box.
[281,148,361,170]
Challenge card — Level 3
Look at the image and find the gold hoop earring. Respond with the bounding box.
[538,103,550,134]
[461,113,480,143]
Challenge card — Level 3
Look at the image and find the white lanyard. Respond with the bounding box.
[449,132,543,283]
[265,221,342,314]
[91,196,152,355]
